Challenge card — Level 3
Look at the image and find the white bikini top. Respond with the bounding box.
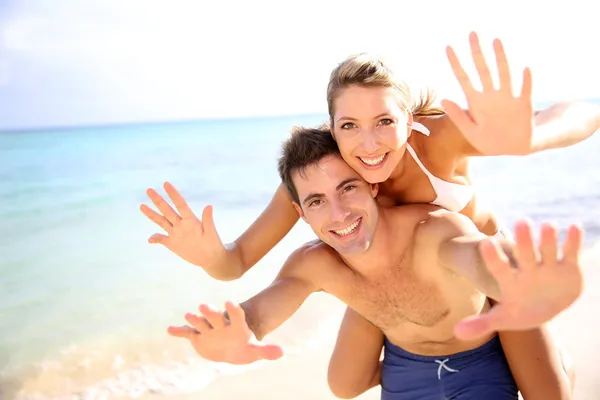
[407,122,474,212]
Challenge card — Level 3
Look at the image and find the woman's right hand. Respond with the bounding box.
[140,182,230,275]
[140,182,300,280]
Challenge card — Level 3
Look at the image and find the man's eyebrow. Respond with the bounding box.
[302,178,360,204]
[302,178,362,205]
[336,178,361,191]
[302,192,323,206]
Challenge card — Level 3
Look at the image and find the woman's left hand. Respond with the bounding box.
[441,32,535,156]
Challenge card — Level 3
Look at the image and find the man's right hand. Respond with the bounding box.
[168,301,283,365]
[140,182,228,271]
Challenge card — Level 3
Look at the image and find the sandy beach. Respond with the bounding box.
[131,244,600,400]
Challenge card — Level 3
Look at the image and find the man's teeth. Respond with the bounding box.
[333,219,361,236]
[359,154,386,166]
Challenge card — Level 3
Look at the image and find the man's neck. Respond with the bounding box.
[340,205,397,276]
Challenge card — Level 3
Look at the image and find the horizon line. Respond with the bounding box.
[0,111,330,134]
[3,96,600,134]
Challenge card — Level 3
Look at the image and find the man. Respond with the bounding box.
[166,126,583,399]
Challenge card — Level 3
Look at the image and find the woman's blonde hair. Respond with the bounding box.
[326,53,444,124]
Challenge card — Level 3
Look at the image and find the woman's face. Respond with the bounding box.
[332,85,412,184]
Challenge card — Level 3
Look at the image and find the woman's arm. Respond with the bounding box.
[529,101,600,153]
[142,182,300,281]
[227,183,300,277]
[440,32,600,158]
[439,101,600,159]
[328,307,384,399]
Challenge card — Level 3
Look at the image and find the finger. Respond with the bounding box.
[446,45,476,98]
[249,343,284,361]
[146,188,182,226]
[225,301,247,328]
[148,233,168,245]
[201,205,218,236]
[513,219,539,271]
[440,99,478,133]
[167,325,198,339]
[140,204,173,232]
[562,224,583,265]
[453,310,498,341]
[469,32,495,91]
[520,67,533,100]
[199,304,227,329]
[539,222,558,266]
[493,38,512,94]
[479,238,514,287]
[185,313,213,334]
[164,182,196,220]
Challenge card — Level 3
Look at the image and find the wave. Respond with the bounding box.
[1,294,345,400]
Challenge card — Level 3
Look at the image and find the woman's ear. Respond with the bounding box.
[330,119,336,140]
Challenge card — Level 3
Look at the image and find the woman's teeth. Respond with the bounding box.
[359,153,386,166]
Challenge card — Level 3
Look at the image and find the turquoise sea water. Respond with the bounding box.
[1,109,599,399]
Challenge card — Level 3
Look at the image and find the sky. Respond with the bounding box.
[1,0,599,131]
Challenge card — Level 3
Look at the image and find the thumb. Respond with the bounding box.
[148,233,168,245]
[440,99,477,134]
[167,325,196,340]
[250,343,284,361]
[453,308,502,341]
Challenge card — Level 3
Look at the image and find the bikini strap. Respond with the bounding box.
[411,121,430,136]
[405,143,434,178]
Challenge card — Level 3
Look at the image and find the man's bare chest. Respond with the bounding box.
[325,263,450,331]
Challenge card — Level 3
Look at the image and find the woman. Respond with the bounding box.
[141,32,599,398]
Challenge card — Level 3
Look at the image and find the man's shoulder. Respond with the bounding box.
[385,203,441,220]
[384,204,449,234]
[414,209,480,243]
[279,239,340,279]
[294,239,339,262]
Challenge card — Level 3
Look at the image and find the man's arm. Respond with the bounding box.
[426,213,584,341]
[235,242,323,340]
[168,242,324,364]
[424,211,514,300]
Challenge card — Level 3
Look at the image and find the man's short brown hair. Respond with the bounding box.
[277,124,340,205]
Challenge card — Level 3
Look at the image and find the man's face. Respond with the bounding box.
[292,155,379,256]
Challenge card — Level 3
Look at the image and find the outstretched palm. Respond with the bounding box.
[140,182,225,269]
[455,221,584,340]
[442,32,535,156]
[168,301,283,365]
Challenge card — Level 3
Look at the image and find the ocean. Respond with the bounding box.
[1,109,599,400]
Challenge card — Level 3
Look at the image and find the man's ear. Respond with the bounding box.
[370,183,379,198]
[293,202,306,222]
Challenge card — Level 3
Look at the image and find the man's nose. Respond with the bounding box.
[329,199,351,222]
